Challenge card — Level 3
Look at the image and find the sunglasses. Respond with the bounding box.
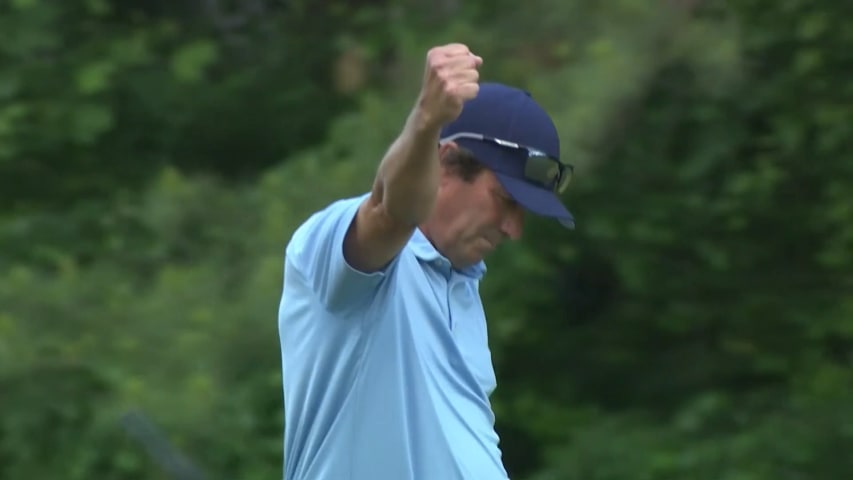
[440,132,573,194]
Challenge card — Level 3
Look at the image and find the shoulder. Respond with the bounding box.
[286,193,370,258]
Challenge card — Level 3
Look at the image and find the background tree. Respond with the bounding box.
[1,0,851,478]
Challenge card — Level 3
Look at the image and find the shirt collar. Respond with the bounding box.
[409,227,487,280]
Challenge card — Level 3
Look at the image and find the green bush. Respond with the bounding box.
[1,0,851,478]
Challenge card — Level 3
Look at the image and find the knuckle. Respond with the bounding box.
[426,48,443,65]
[434,56,451,70]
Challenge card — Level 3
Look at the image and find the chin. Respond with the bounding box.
[466,250,487,265]
[449,254,480,270]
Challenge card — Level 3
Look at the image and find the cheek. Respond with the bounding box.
[452,186,502,236]
[462,207,501,242]
[483,197,507,227]
[470,198,498,227]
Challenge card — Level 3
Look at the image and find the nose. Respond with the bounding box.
[500,207,524,240]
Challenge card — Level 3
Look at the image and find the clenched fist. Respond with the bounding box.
[416,43,483,130]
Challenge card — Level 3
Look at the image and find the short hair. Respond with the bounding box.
[440,146,486,182]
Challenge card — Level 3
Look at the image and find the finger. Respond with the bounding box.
[439,47,481,62]
[447,66,480,84]
[437,43,472,57]
[438,54,482,73]
[451,82,479,101]
[439,50,482,69]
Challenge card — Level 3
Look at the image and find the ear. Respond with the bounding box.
[438,140,457,157]
[437,141,458,183]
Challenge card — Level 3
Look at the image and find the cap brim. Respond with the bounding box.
[493,172,575,229]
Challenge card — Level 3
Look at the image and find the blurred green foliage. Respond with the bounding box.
[2,0,852,479]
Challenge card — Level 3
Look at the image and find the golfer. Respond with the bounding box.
[277,43,575,480]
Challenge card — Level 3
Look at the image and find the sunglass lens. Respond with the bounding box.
[556,168,571,194]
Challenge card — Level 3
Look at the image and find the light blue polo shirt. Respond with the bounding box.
[278,194,509,480]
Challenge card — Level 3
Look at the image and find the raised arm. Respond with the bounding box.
[344,43,482,273]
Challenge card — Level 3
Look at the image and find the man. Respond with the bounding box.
[277,43,574,480]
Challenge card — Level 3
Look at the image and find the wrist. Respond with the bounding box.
[411,96,444,134]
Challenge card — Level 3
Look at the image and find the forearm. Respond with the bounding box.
[374,107,442,226]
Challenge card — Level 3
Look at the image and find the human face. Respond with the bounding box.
[423,154,525,269]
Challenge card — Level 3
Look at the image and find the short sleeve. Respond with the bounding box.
[285,195,397,313]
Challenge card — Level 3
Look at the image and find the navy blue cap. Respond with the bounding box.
[440,83,575,229]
